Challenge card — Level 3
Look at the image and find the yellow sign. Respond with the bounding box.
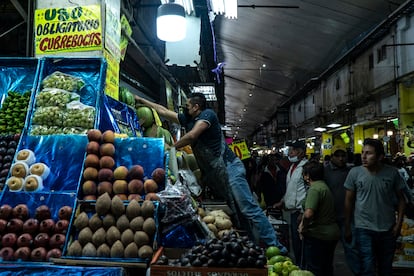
[104,50,119,99]
[34,5,102,55]
[229,140,251,160]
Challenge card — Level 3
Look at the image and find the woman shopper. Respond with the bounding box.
[298,161,340,276]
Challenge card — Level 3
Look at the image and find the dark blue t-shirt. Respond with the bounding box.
[178,109,222,157]
[178,109,237,162]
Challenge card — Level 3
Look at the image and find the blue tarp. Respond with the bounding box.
[0,264,125,276]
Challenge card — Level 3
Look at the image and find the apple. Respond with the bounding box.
[55,220,69,234]
[49,233,66,249]
[14,247,31,261]
[0,204,12,219]
[34,232,50,247]
[39,219,55,233]
[58,206,73,220]
[2,233,17,247]
[31,247,47,261]
[17,233,33,247]
[35,205,51,221]
[6,176,24,191]
[0,247,14,261]
[23,218,39,234]
[12,204,29,220]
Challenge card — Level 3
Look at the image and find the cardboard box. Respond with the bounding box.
[150,247,267,276]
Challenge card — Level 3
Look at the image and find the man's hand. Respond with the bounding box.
[392,223,402,238]
[273,201,283,209]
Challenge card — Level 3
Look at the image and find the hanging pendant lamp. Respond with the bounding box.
[157,2,186,42]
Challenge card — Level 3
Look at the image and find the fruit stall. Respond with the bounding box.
[0,56,314,276]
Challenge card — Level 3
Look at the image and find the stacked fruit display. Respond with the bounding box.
[0,203,72,261]
[265,246,315,276]
[0,91,30,135]
[0,134,20,191]
[81,129,165,201]
[135,106,174,147]
[155,230,266,268]
[6,149,50,192]
[30,71,95,135]
[66,194,156,259]
[201,209,234,239]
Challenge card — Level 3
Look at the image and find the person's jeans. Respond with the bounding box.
[226,158,287,252]
[338,220,361,275]
[289,210,303,266]
[354,227,396,276]
[303,236,338,276]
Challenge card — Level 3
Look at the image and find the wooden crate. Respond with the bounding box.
[150,247,267,276]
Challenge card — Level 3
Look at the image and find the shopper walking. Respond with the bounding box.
[275,140,308,265]
[324,144,360,275]
[135,93,287,251]
[344,138,406,276]
[299,161,340,276]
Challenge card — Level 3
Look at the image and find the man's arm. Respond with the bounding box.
[344,189,356,243]
[394,189,406,237]
[135,95,179,124]
[174,119,209,148]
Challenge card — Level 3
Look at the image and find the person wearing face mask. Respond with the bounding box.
[274,140,308,266]
[134,93,287,251]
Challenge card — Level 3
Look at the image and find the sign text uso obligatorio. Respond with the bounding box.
[35,5,102,54]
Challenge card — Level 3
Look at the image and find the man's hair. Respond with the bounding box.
[363,138,385,156]
[302,160,324,181]
[188,93,207,110]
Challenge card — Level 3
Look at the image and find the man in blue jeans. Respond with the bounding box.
[344,138,406,275]
[135,92,287,251]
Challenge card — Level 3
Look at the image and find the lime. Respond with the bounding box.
[266,246,281,259]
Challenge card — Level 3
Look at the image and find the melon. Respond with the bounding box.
[136,106,155,129]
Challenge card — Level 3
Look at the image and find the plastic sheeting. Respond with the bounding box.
[99,95,142,137]
[114,137,165,184]
[0,264,125,276]
[14,135,88,192]
[0,58,40,102]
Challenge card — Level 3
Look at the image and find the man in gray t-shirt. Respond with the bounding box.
[344,138,406,275]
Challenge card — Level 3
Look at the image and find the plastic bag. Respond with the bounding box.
[32,106,64,126]
[177,169,202,197]
[35,88,80,108]
[41,71,85,92]
[64,101,95,128]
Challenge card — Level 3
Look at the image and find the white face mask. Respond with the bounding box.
[288,156,299,163]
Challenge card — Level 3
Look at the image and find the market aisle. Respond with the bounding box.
[333,242,353,276]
